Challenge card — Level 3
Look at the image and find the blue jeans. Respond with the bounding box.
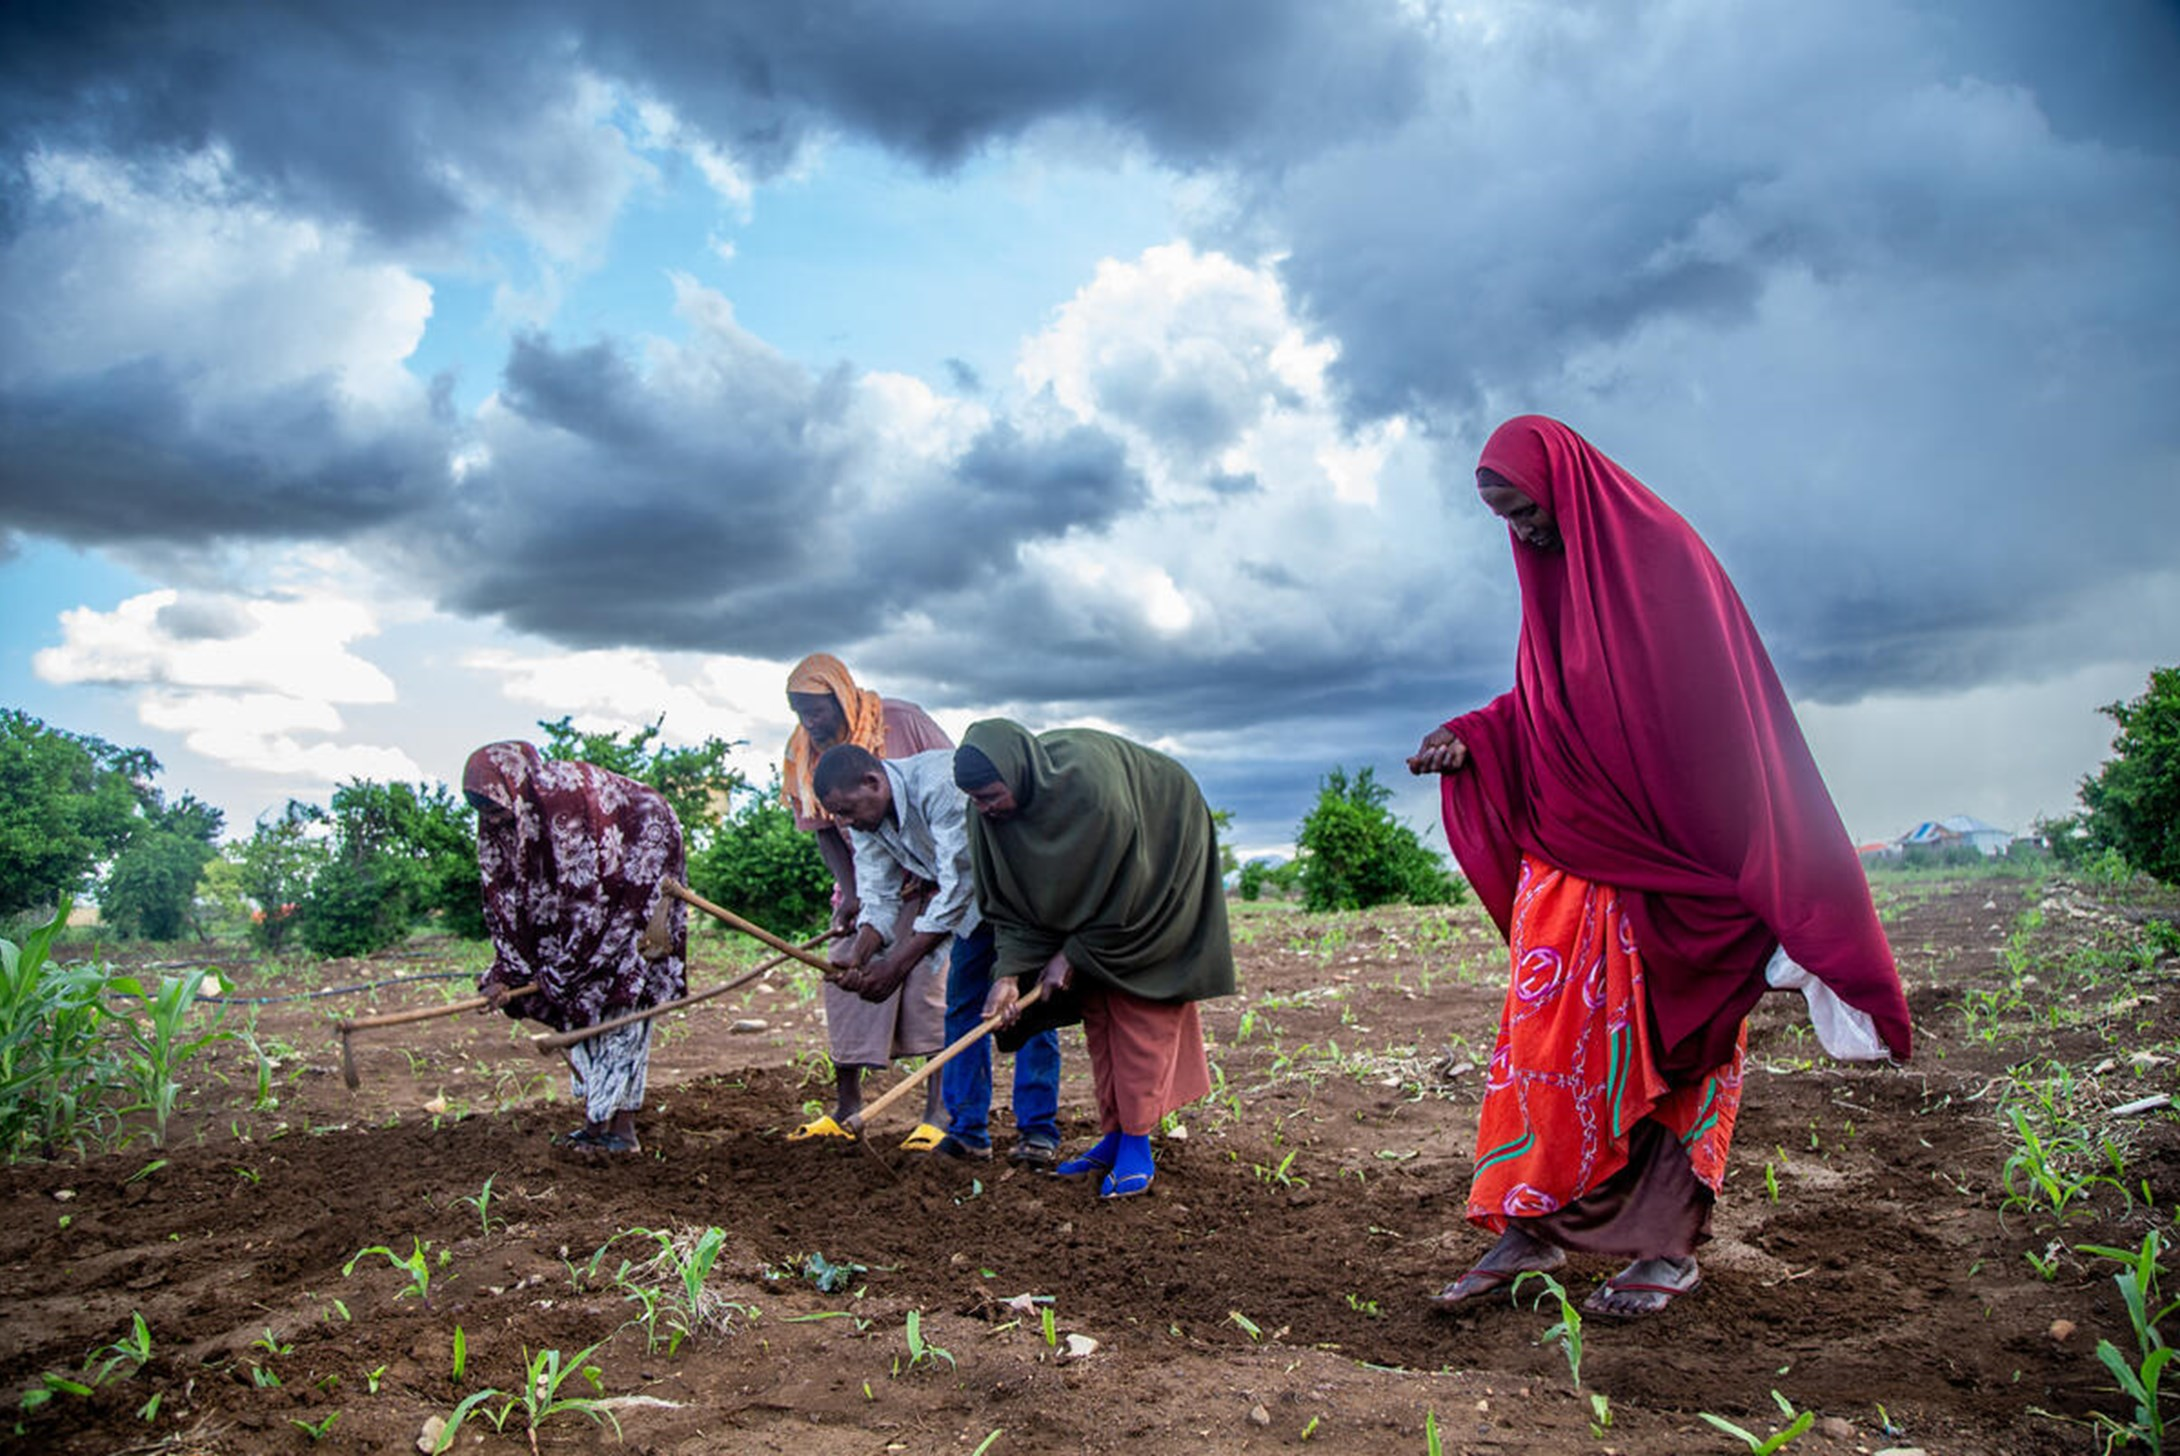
[942,925,1061,1147]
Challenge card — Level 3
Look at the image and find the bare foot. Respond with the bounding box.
[1581,1255,1700,1317]
[1432,1227,1567,1308]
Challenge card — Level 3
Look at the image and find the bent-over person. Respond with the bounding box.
[464,740,686,1156]
[780,653,952,1141]
[815,743,1062,1165]
[955,719,1236,1198]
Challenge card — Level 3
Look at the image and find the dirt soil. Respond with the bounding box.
[8,874,2180,1455]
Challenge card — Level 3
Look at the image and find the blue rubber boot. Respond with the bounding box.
[1100,1134,1155,1198]
[1055,1130,1121,1178]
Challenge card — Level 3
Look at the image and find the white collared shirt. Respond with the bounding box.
[849,749,980,940]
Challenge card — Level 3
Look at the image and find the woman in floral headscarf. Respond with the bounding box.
[1412,417,1909,1316]
[464,741,685,1155]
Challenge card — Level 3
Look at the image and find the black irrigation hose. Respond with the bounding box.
[185,971,478,1005]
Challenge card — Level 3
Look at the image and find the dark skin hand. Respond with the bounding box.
[985,950,1072,1026]
[828,882,939,1001]
[1406,725,1469,776]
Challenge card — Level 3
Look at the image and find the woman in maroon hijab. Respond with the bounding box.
[464,741,686,1155]
[1411,416,1909,1316]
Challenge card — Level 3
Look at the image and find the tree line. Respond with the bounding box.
[26,664,2167,952]
[2,706,1494,952]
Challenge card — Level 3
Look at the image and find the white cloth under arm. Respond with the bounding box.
[1765,945,1891,1061]
[849,750,981,940]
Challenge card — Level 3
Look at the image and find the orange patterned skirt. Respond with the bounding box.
[1467,855,1745,1234]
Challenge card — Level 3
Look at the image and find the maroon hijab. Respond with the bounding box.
[463,741,686,1034]
[1439,417,1910,1072]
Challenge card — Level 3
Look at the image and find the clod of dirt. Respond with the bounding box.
[1248,1403,1271,1426]
[1819,1416,1854,1440]
[2050,1319,2077,1342]
[416,1415,444,1453]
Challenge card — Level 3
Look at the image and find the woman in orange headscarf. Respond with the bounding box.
[780,654,953,1142]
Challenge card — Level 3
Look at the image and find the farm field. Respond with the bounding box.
[7,871,2180,1455]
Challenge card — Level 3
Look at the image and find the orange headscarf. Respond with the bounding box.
[780,653,888,822]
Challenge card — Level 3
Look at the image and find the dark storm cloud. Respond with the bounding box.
[1246,0,2180,707]
[4,0,2177,857]
[412,326,1144,655]
[0,0,1420,245]
[0,359,445,543]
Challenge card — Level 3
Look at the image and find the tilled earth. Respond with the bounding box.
[6,872,2180,1455]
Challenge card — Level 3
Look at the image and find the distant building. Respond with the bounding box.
[1896,814,2013,857]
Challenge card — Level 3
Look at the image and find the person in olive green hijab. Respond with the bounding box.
[953,719,1236,1198]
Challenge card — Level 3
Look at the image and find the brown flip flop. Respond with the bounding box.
[1581,1262,1700,1318]
[1430,1265,1524,1308]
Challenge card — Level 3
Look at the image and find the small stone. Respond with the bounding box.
[729,1018,768,1034]
[1165,1123,1188,1141]
[1819,1416,1854,1440]
[2050,1318,2078,1342]
[416,1415,445,1453]
[52,1189,74,1202]
[1062,1333,1098,1359]
[422,1094,448,1115]
[1248,1404,1271,1427]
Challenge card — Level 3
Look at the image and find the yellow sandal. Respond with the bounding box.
[788,1115,854,1142]
[899,1122,945,1153]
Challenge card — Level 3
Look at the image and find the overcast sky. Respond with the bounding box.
[2,0,2175,860]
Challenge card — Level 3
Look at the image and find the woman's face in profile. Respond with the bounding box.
[1477,470,1562,553]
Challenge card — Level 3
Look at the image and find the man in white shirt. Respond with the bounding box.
[815,744,1063,1166]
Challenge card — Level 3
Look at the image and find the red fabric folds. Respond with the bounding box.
[1438,417,1910,1071]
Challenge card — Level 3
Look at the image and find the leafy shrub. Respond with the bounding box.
[1294,767,1464,913]
[233,803,331,950]
[299,858,414,960]
[0,712,153,917]
[296,780,482,955]
[100,794,224,942]
[2071,667,2180,887]
[688,778,831,937]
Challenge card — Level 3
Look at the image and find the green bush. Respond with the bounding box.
[2072,667,2180,887]
[295,780,481,956]
[0,712,152,917]
[99,794,224,942]
[1294,767,1464,913]
[299,857,414,960]
[233,803,331,950]
[688,778,831,938]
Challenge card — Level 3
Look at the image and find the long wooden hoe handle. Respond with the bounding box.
[662,880,844,974]
[529,930,838,1052]
[847,986,1044,1133]
[335,983,538,1034]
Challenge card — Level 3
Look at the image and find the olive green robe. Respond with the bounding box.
[961,719,1236,1025]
